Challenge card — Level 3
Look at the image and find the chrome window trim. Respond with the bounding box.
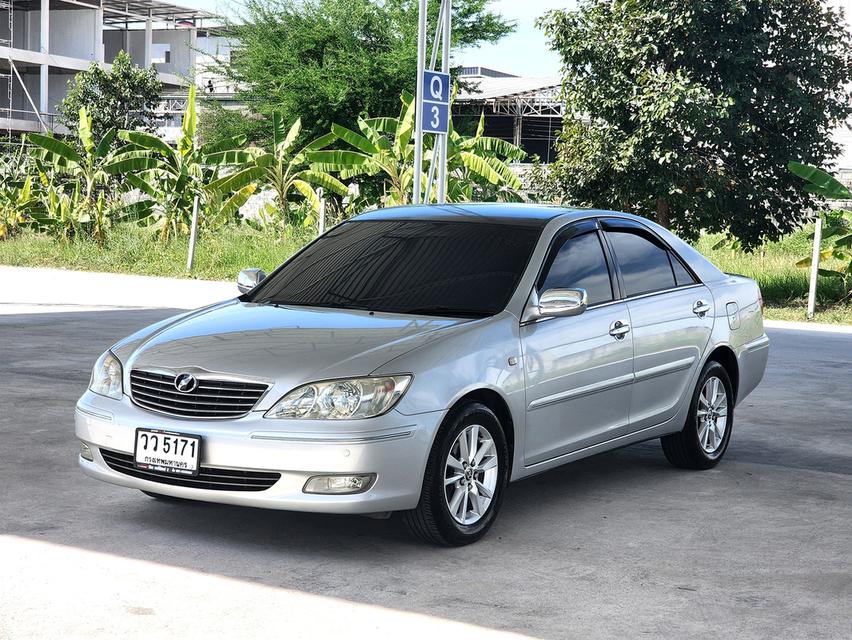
[620,282,705,304]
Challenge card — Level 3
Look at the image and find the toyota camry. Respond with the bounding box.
[76,204,769,545]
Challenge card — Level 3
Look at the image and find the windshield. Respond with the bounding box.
[251,219,541,318]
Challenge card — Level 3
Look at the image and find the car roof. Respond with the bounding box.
[352,203,594,228]
[352,203,726,283]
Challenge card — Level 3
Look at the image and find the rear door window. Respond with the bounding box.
[606,230,676,297]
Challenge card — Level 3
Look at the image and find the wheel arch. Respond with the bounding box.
[448,388,516,478]
[705,344,740,403]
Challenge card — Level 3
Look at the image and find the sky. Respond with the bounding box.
[180,0,571,78]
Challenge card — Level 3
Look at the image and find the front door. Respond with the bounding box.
[521,222,634,466]
[601,219,714,432]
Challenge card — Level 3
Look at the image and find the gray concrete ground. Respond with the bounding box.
[0,308,850,639]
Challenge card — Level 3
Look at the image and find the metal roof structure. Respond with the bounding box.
[8,0,217,25]
[100,0,216,25]
[456,76,563,118]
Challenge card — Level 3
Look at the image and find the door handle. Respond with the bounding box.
[692,300,712,317]
[609,320,630,339]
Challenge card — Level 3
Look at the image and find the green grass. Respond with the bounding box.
[0,224,314,281]
[696,229,852,324]
[1,222,850,324]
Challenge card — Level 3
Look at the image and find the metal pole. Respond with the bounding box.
[424,0,445,203]
[186,194,199,272]
[412,0,428,204]
[807,213,822,320]
[424,143,439,203]
[437,0,451,204]
[317,187,326,235]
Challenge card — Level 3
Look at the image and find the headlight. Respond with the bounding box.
[89,350,123,400]
[265,375,412,420]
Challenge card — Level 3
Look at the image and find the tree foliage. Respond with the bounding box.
[58,50,163,143]
[309,92,525,206]
[202,0,514,143]
[540,0,852,248]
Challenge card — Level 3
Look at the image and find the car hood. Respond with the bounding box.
[118,300,467,409]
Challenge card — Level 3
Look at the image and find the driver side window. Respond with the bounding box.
[540,230,614,306]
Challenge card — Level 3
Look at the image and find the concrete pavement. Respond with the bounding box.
[0,305,850,639]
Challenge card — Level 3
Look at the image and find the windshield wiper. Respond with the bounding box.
[399,306,488,319]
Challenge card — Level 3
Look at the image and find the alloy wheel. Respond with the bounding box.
[444,424,499,525]
[697,376,728,454]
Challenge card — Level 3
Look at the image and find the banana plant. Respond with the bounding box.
[27,107,121,243]
[788,161,852,286]
[0,174,39,240]
[106,84,251,242]
[309,92,526,206]
[207,113,347,226]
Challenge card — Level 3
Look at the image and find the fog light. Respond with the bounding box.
[303,474,376,495]
[79,441,94,461]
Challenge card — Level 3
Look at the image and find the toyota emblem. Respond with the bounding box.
[174,372,198,393]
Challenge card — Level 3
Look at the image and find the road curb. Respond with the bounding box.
[764,319,852,334]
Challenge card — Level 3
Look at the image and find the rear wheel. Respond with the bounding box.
[403,402,509,546]
[661,361,734,470]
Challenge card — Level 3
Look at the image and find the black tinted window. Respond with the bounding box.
[253,220,540,317]
[540,231,613,305]
[607,230,676,296]
[670,254,696,287]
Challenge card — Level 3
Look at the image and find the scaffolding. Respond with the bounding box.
[1,0,12,143]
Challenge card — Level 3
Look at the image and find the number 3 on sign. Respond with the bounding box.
[431,105,440,129]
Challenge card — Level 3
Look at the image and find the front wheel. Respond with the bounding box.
[661,361,734,470]
[403,402,509,546]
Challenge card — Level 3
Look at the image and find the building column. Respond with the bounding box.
[144,17,152,67]
[39,0,49,54]
[39,65,48,114]
[94,3,104,62]
[39,0,49,114]
[189,23,197,79]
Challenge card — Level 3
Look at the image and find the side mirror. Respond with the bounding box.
[237,268,266,294]
[524,287,588,322]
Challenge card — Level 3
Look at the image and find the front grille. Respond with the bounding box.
[100,449,281,492]
[130,369,268,419]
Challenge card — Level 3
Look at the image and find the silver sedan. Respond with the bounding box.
[76,204,769,545]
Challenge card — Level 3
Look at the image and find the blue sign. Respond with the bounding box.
[421,101,450,135]
[421,70,450,134]
[423,70,450,103]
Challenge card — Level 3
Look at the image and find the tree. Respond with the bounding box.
[309,92,525,206]
[107,86,253,241]
[539,0,852,248]
[28,107,128,243]
[58,50,163,142]
[201,0,514,143]
[207,114,348,226]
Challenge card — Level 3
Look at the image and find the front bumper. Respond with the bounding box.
[75,390,443,514]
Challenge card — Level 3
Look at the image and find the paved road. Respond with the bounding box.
[1,308,850,639]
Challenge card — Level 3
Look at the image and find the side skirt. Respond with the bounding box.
[511,416,683,482]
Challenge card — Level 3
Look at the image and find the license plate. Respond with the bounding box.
[134,428,201,477]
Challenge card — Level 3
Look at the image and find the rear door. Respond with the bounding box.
[521,220,634,465]
[601,219,714,432]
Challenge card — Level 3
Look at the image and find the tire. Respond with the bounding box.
[141,490,189,502]
[403,402,509,546]
[661,360,734,470]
